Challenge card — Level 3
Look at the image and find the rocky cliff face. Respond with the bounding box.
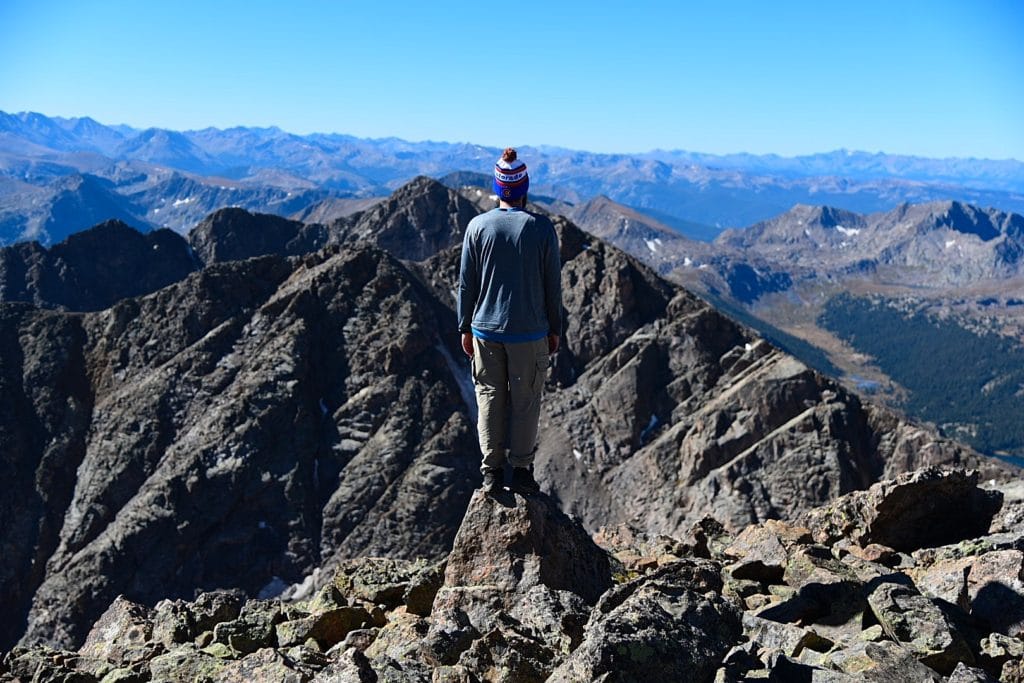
[0,220,196,310]
[0,176,1016,660]
[716,200,1024,286]
[1,241,479,650]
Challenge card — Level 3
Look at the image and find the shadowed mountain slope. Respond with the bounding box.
[1,176,1013,653]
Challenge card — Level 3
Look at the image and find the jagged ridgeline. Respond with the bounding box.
[0,177,1012,658]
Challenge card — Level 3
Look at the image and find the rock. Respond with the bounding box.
[431,664,476,682]
[216,646,307,682]
[188,208,321,265]
[845,543,901,567]
[404,561,447,617]
[822,640,943,681]
[915,558,973,611]
[508,585,590,655]
[742,614,833,660]
[339,628,379,653]
[455,622,557,683]
[547,560,742,682]
[763,653,856,682]
[949,661,1000,682]
[148,645,229,682]
[275,607,373,649]
[333,557,432,609]
[10,243,480,649]
[0,220,197,311]
[916,549,1024,635]
[191,591,246,635]
[212,600,285,655]
[365,611,431,667]
[78,597,159,666]
[724,520,809,583]
[430,490,611,639]
[2,645,108,683]
[803,468,1003,553]
[866,581,974,674]
[151,599,196,648]
[964,550,1024,636]
[312,647,378,682]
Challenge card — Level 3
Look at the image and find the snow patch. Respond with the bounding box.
[172,197,195,207]
[836,226,860,236]
[573,449,583,461]
[683,257,693,267]
[645,239,659,253]
[437,343,477,421]
[257,576,288,600]
[640,414,660,442]
[945,240,957,249]
[282,570,320,601]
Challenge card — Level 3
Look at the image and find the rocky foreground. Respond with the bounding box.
[4,467,1023,682]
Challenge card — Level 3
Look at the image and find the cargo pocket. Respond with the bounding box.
[532,354,549,395]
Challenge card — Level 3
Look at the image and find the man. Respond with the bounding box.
[457,148,562,495]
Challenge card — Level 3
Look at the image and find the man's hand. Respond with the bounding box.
[462,332,474,358]
[548,334,560,355]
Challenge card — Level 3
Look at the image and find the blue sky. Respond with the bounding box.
[1,0,1022,160]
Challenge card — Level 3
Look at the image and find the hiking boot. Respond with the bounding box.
[481,467,503,494]
[510,467,540,495]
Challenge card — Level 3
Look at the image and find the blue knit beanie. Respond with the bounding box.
[493,148,529,201]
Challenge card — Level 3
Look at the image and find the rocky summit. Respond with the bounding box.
[4,469,1024,681]
[1,175,1022,680]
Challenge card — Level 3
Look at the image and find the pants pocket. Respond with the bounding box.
[533,354,549,394]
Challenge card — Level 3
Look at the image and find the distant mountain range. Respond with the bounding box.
[552,191,1024,460]
[3,110,1024,245]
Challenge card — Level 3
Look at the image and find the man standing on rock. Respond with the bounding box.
[458,148,562,495]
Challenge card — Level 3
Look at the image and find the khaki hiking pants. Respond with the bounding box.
[471,336,549,472]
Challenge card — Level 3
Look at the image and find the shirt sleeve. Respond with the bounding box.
[542,218,562,335]
[457,226,478,333]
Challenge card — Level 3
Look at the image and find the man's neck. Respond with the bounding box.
[498,200,523,210]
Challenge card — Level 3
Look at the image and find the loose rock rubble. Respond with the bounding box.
[3,467,1022,682]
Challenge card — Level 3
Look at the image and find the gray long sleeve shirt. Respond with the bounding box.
[457,208,562,342]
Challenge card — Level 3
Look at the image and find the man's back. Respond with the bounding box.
[458,207,561,341]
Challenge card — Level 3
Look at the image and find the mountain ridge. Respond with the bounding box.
[2,176,1011,652]
[4,110,1024,247]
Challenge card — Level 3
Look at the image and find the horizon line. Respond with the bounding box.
[4,108,1022,166]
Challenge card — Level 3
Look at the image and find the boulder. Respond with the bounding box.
[148,645,230,682]
[724,519,810,583]
[312,647,378,682]
[948,662,1000,682]
[547,560,742,682]
[212,600,286,655]
[78,597,159,666]
[430,490,612,638]
[191,590,246,634]
[215,646,307,682]
[802,468,1002,553]
[274,606,373,649]
[333,557,434,609]
[151,599,196,648]
[866,581,974,674]
[822,640,943,681]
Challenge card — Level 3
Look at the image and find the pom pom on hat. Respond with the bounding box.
[493,147,529,201]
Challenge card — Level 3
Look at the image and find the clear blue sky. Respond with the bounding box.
[1,0,1022,160]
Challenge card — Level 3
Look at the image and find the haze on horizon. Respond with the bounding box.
[1,0,1022,161]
